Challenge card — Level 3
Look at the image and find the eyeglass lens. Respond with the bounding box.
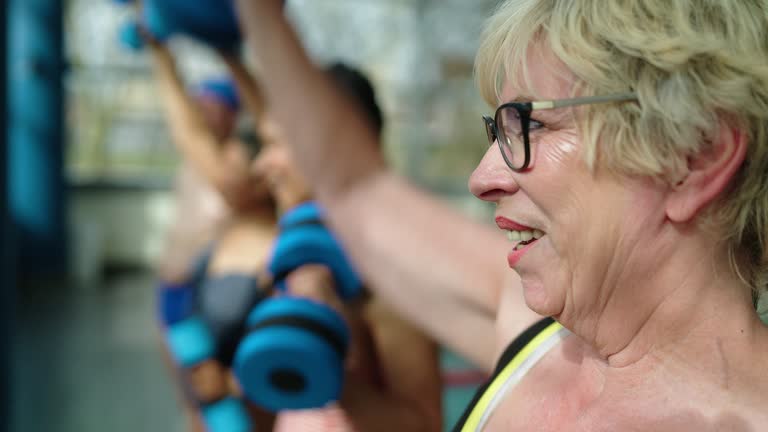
[496,106,526,170]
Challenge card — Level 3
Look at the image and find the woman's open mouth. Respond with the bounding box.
[495,217,546,267]
[506,228,544,251]
[506,233,543,267]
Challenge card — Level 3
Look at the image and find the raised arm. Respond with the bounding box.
[337,297,443,432]
[146,41,258,211]
[234,1,542,367]
[218,52,268,126]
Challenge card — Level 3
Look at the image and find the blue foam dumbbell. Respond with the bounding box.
[202,398,252,432]
[118,20,146,52]
[233,202,363,412]
[268,202,363,300]
[166,317,217,368]
[235,297,350,411]
[141,0,240,49]
[113,0,172,51]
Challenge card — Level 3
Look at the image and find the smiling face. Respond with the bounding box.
[469,47,674,322]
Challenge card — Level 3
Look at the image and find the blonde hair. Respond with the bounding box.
[475,0,768,297]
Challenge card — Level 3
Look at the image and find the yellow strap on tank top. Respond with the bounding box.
[460,320,564,432]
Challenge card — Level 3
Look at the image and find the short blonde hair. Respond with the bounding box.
[475,0,768,297]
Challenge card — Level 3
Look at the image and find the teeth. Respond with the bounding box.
[505,229,545,243]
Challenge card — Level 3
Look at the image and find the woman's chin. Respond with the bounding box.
[522,279,562,317]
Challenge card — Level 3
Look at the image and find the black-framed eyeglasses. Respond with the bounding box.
[483,92,637,171]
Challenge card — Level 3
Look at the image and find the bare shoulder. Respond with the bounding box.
[477,332,600,432]
[479,324,768,432]
[722,324,768,429]
[584,326,768,432]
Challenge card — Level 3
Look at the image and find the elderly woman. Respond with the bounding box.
[235,0,768,430]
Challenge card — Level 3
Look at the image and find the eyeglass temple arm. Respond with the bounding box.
[532,92,636,110]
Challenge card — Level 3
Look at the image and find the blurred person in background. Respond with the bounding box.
[148,30,442,430]
[148,44,274,291]
[250,62,442,432]
[145,35,277,430]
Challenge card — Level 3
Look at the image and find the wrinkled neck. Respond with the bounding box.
[562,226,758,372]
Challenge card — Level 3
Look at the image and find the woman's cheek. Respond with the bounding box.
[539,130,579,169]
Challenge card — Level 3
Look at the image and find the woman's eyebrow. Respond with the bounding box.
[500,94,535,104]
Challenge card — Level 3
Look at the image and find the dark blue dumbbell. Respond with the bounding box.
[141,0,240,49]
[233,202,363,412]
[158,284,195,331]
[113,0,247,50]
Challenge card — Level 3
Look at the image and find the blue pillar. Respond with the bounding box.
[7,0,66,276]
[1,0,13,429]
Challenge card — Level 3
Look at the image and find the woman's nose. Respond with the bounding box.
[468,143,520,202]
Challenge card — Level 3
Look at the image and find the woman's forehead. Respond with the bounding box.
[499,44,578,104]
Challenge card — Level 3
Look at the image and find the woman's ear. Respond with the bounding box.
[666,120,748,223]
